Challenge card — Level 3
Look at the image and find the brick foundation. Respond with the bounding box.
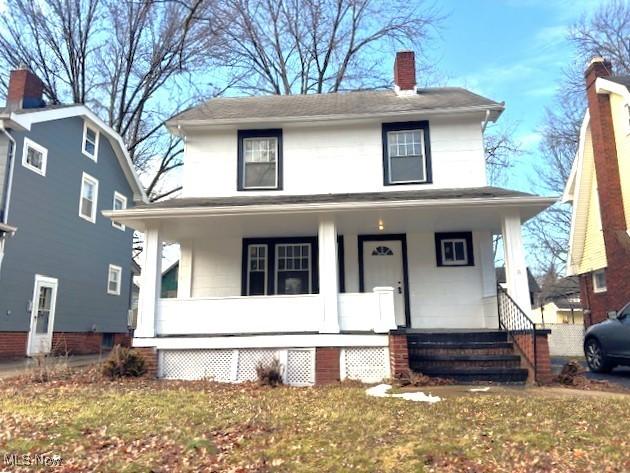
[315,347,340,385]
[0,332,28,358]
[51,332,130,355]
[133,347,158,377]
[389,333,410,379]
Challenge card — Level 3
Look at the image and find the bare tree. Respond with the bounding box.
[215,0,442,95]
[0,0,219,201]
[528,0,630,272]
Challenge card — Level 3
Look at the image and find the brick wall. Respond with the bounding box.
[582,58,630,326]
[7,69,44,108]
[0,332,27,358]
[315,347,340,385]
[133,347,158,377]
[388,333,409,379]
[512,330,552,384]
[51,332,130,355]
[394,51,416,91]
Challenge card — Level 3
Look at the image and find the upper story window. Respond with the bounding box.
[382,121,432,185]
[79,172,99,223]
[237,129,282,190]
[435,232,474,267]
[82,121,99,161]
[112,192,127,231]
[592,269,606,293]
[22,138,48,176]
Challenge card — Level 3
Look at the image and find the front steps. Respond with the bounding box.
[406,330,529,384]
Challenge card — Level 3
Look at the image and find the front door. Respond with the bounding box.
[27,275,58,356]
[362,240,407,326]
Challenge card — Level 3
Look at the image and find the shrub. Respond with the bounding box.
[255,357,284,387]
[102,345,146,379]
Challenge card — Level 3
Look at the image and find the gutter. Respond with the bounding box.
[103,195,559,220]
[0,123,16,225]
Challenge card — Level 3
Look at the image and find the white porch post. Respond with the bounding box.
[318,217,340,333]
[136,227,162,338]
[501,211,531,314]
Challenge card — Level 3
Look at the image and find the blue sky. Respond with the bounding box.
[436,0,602,194]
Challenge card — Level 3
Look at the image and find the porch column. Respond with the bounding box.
[501,211,531,314]
[136,227,162,338]
[318,218,340,333]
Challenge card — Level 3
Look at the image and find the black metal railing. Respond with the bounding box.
[497,284,537,378]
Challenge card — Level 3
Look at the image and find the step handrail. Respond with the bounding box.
[496,284,538,380]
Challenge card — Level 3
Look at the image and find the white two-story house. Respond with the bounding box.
[106,52,555,385]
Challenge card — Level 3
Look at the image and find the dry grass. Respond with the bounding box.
[0,369,629,472]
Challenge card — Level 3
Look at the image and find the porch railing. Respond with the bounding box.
[497,284,537,378]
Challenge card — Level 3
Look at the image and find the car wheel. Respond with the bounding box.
[585,338,612,373]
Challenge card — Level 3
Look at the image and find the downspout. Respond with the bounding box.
[481,109,491,133]
[0,123,16,277]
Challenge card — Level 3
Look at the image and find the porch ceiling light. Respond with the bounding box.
[378,219,384,231]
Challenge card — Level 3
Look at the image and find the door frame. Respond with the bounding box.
[26,274,59,356]
[358,234,411,327]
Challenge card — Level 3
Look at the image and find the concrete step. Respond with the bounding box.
[406,330,508,344]
[411,354,522,369]
[417,367,529,384]
[408,341,515,356]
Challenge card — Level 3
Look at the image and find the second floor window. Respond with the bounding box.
[382,121,431,185]
[112,192,127,231]
[83,121,99,160]
[79,172,99,223]
[237,129,282,190]
[22,138,48,176]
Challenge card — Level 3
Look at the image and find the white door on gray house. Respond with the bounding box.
[28,275,58,356]
[363,240,406,326]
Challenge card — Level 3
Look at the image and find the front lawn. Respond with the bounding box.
[1,373,629,472]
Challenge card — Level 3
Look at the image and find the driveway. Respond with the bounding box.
[552,356,630,389]
[0,353,106,380]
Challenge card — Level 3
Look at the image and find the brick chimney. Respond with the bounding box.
[6,67,45,110]
[394,51,416,94]
[583,56,630,324]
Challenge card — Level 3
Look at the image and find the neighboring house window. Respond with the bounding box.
[435,232,474,267]
[592,269,606,293]
[82,121,99,160]
[79,172,99,223]
[21,138,48,176]
[112,192,127,231]
[242,238,317,295]
[237,129,282,190]
[382,121,431,185]
[107,264,122,295]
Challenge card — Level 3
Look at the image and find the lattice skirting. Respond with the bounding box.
[341,347,390,383]
[159,348,316,386]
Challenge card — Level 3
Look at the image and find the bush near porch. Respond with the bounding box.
[1,370,629,472]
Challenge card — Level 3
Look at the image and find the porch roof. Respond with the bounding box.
[103,187,556,241]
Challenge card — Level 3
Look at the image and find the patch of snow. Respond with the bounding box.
[365,384,441,403]
[469,387,491,392]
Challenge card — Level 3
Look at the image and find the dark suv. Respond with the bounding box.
[584,301,630,373]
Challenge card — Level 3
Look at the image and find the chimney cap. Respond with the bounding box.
[585,56,613,79]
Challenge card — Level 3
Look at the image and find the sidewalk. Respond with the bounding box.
[0,353,107,380]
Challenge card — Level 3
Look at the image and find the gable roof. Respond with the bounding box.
[0,105,147,203]
[607,75,630,90]
[166,88,504,129]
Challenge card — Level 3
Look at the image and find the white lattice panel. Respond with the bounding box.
[286,349,315,386]
[343,347,389,383]
[159,349,235,381]
[236,349,280,382]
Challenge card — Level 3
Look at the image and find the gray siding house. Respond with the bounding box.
[0,69,146,357]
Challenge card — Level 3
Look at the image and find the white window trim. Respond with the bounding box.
[107,264,122,295]
[112,191,127,231]
[592,269,607,293]
[274,243,312,294]
[242,137,279,190]
[246,244,268,295]
[625,103,630,136]
[21,137,48,176]
[440,238,468,266]
[82,121,100,161]
[386,130,427,185]
[79,172,99,223]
